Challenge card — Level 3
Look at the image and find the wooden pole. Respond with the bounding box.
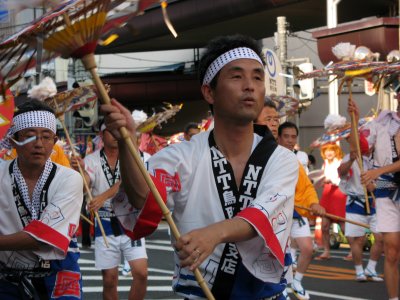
[55,101,109,248]
[347,83,371,214]
[80,213,94,226]
[80,53,214,300]
[295,205,370,229]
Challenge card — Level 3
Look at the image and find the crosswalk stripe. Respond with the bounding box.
[82,275,172,280]
[309,264,356,274]
[148,267,174,274]
[146,244,174,251]
[308,290,370,300]
[305,264,356,280]
[148,239,173,245]
[83,286,173,292]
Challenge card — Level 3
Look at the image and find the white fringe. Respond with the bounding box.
[324,114,347,131]
[27,77,57,101]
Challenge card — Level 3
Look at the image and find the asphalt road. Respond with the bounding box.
[79,222,388,300]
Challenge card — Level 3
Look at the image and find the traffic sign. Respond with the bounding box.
[263,48,285,96]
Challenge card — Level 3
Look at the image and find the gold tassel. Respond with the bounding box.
[161,1,178,38]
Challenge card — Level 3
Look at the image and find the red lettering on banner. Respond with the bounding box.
[154,169,181,192]
[52,271,81,298]
[68,223,77,238]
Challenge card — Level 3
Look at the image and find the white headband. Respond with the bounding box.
[202,47,264,85]
[0,111,56,150]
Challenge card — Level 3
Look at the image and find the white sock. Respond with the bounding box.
[355,264,364,274]
[292,273,305,292]
[366,259,377,273]
[388,297,399,300]
[294,272,304,282]
[123,260,130,269]
[291,248,297,262]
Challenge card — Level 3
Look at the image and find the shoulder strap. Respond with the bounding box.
[209,130,277,299]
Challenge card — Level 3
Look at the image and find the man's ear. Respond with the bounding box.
[201,85,214,106]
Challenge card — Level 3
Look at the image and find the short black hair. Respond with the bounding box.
[263,98,277,110]
[198,34,265,89]
[308,154,316,166]
[184,122,199,134]
[14,99,55,117]
[278,121,298,137]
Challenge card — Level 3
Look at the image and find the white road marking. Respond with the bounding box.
[83,286,173,292]
[82,275,171,281]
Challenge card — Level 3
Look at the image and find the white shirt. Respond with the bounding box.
[114,131,298,293]
[0,161,83,269]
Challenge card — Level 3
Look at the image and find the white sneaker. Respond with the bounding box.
[364,268,383,282]
[292,260,298,271]
[282,288,291,300]
[356,272,367,282]
[291,280,310,300]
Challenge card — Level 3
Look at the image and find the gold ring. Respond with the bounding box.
[193,249,201,262]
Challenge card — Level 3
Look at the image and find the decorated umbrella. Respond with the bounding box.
[309,124,351,149]
[268,94,299,117]
[131,109,166,155]
[136,103,183,133]
[0,1,73,94]
[43,84,99,117]
[294,44,400,96]
[309,116,374,149]
[0,0,167,94]
[136,104,182,154]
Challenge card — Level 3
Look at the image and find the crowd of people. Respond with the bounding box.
[0,34,398,300]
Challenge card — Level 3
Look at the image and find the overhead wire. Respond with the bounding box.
[114,53,195,64]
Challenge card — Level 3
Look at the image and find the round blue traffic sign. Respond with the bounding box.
[265,50,276,77]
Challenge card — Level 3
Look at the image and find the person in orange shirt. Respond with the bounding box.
[278,122,325,300]
[257,103,325,300]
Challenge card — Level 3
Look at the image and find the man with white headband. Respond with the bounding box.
[71,120,148,300]
[102,34,298,299]
[0,99,83,299]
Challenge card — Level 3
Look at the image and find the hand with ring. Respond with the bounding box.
[193,249,201,263]
[175,226,221,271]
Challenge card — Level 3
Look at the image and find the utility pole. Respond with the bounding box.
[276,16,301,128]
[327,0,341,115]
[276,16,288,78]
